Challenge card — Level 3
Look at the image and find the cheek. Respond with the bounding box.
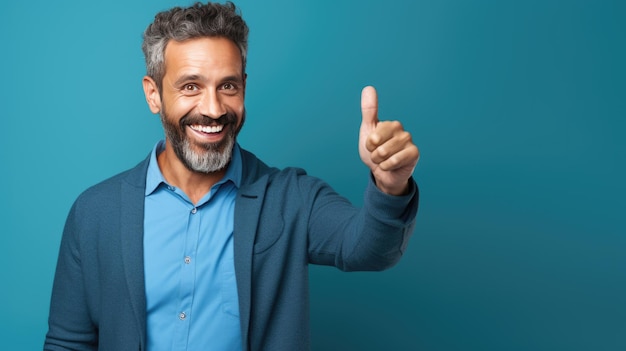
[236,105,245,118]
[226,97,245,120]
[237,105,246,127]
[165,97,197,119]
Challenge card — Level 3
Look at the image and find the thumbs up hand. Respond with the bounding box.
[359,86,419,196]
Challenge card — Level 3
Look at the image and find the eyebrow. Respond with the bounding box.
[222,75,244,83]
[173,73,244,87]
[174,74,203,87]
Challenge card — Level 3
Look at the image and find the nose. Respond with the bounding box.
[198,90,227,119]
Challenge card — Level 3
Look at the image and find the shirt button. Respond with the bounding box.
[179,312,186,320]
[184,256,191,264]
[191,207,197,214]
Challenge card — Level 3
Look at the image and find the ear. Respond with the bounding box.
[142,76,162,114]
[242,72,247,98]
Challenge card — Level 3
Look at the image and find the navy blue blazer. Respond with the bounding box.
[45,147,418,350]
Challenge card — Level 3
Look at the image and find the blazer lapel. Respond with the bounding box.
[120,159,149,348]
[234,176,268,351]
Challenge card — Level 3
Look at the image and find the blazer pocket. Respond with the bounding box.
[253,215,284,254]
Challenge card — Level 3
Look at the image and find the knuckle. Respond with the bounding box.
[385,155,399,169]
[398,131,411,143]
[369,151,381,163]
[411,146,420,161]
[377,146,388,158]
[411,144,420,156]
[378,161,390,171]
[368,133,381,146]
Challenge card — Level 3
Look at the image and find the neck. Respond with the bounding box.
[157,143,228,205]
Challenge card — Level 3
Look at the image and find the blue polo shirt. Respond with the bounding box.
[143,140,242,350]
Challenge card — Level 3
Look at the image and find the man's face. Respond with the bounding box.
[153,37,246,173]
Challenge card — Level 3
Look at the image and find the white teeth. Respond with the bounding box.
[190,124,224,133]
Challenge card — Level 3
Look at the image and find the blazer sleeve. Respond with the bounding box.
[305,173,419,271]
[44,199,98,350]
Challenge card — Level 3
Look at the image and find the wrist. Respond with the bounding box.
[375,180,410,196]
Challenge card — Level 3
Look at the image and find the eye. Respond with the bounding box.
[221,83,235,90]
[219,82,240,96]
[183,84,199,91]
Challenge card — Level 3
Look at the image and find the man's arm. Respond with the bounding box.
[305,173,418,271]
[44,201,98,351]
[306,86,419,270]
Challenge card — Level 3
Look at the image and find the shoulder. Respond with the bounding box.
[72,157,149,212]
[238,145,330,194]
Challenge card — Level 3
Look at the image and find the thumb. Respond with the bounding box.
[361,85,378,127]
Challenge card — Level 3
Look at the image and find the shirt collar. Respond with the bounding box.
[145,140,243,196]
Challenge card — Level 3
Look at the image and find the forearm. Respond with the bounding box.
[341,176,418,270]
[307,175,418,271]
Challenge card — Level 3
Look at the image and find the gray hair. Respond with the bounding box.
[142,1,249,90]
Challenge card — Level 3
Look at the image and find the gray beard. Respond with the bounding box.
[177,133,235,173]
[160,109,240,174]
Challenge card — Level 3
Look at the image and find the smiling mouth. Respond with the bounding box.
[189,124,225,134]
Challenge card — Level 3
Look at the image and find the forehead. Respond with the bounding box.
[163,37,243,79]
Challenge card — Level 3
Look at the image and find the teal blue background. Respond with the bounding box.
[1,0,625,349]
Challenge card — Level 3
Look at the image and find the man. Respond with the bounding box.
[44,2,419,350]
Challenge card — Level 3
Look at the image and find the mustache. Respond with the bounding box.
[179,112,237,127]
